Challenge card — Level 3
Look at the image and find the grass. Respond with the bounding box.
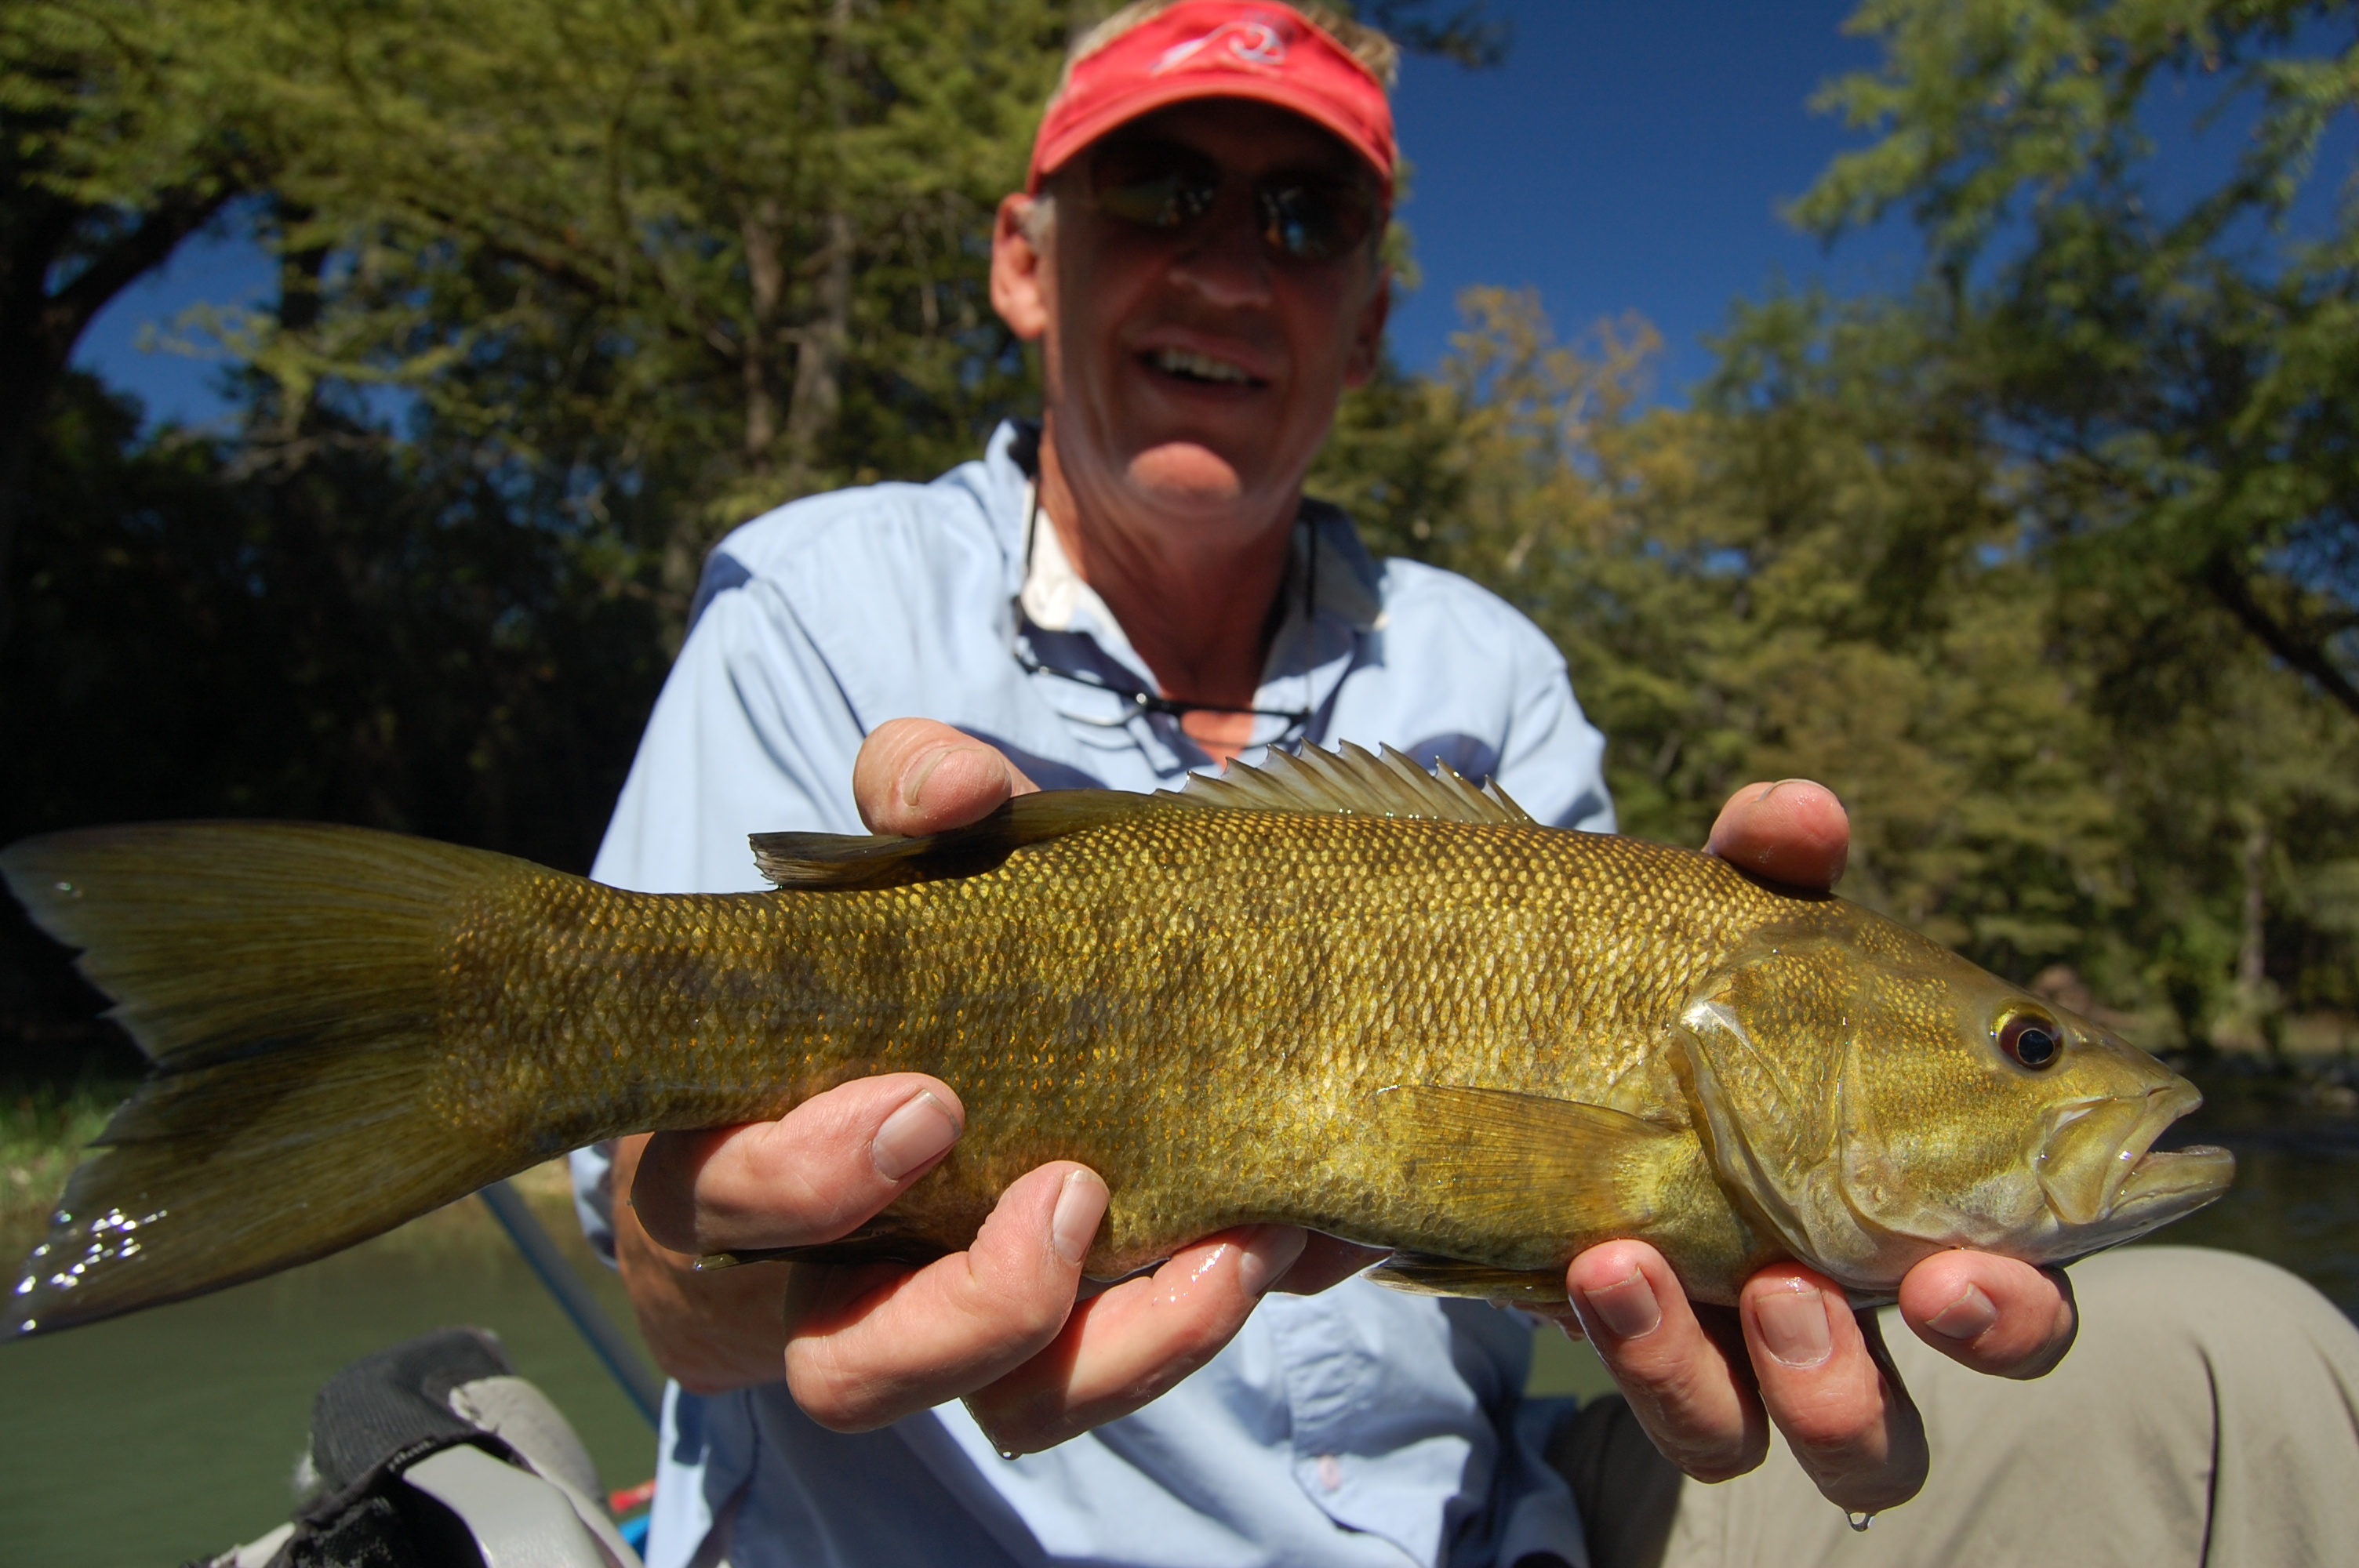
[1,1079,132,1233]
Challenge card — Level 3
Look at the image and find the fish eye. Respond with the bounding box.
[1997,1011,2063,1070]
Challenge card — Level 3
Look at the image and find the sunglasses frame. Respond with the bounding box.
[1078,135,1386,265]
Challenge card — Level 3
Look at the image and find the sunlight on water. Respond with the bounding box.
[0,1189,656,1568]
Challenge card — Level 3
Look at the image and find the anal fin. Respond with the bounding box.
[696,1218,951,1272]
[1366,1253,1571,1306]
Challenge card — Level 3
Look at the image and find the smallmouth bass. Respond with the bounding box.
[2,744,2231,1335]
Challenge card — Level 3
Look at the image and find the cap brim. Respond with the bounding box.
[1029,79,1393,195]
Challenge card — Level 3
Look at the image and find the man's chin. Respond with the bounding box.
[1125,444,1254,514]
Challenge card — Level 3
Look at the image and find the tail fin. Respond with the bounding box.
[3,822,533,1336]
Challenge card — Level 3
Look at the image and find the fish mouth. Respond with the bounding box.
[2037,1078,2234,1236]
[2110,1142,2237,1222]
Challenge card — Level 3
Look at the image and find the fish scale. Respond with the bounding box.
[423,808,1772,1276]
[2,742,2232,1335]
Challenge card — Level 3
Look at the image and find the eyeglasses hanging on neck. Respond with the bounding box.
[1013,484,1315,746]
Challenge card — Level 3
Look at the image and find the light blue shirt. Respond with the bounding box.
[574,421,1615,1568]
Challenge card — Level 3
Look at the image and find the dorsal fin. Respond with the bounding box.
[751,743,1534,890]
[751,791,1163,890]
[1163,741,1535,826]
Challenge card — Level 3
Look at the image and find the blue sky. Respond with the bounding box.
[1383,0,1906,387]
[73,2,1907,429]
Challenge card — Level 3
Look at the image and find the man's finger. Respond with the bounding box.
[1739,1265,1928,1515]
[856,717,1040,835]
[1897,1249,2077,1379]
[631,1073,965,1255]
[783,1162,1109,1431]
[1706,779,1849,890]
[965,1224,1308,1454]
[1270,1232,1389,1296]
[1567,1240,1768,1483]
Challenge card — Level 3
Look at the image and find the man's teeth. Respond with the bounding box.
[1152,348,1256,385]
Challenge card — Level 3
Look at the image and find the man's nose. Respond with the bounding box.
[1167,191,1275,308]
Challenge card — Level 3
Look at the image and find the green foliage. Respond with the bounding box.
[8,0,2355,1073]
[8,372,666,866]
[1796,0,2359,719]
[1338,278,2359,1053]
[184,0,1067,619]
[0,1,260,635]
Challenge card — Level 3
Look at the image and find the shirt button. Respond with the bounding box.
[1315,1454,1343,1492]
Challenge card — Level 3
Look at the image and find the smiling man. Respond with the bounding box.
[576,5,2359,1567]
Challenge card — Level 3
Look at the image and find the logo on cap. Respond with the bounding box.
[1152,17,1290,76]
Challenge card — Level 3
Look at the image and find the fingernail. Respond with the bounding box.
[1577,1268,1663,1341]
[1925,1282,1999,1342]
[871,1091,961,1181]
[1050,1171,1107,1266]
[1234,1225,1308,1298]
[1754,1279,1834,1368]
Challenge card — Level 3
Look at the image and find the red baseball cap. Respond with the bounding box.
[1027,2,1396,195]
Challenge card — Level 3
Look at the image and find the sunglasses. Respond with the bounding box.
[1084,138,1383,264]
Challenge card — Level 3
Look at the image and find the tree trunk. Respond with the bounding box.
[740,196,786,471]
[779,0,858,497]
[780,209,852,495]
[0,183,238,641]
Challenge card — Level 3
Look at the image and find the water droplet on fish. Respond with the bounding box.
[1846,1511,1875,1533]
[998,1449,1021,1462]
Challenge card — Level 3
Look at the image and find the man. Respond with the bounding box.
[577,5,2359,1565]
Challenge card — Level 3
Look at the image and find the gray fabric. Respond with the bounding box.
[1644,1247,2359,1566]
[1549,1395,1681,1568]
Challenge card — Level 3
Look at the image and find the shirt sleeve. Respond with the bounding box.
[1489,616,1616,835]
[591,562,871,895]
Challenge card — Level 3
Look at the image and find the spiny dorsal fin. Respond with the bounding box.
[1163,741,1534,826]
[752,791,1164,890]
[751,742,1534,890]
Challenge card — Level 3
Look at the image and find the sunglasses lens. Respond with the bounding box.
[1086,140,1378,261]
[1259,180,1376,262]
[1092,143,1219,229]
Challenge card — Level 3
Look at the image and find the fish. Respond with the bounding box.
[2,742,2232,1337]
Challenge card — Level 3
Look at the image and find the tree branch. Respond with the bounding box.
[2202,553,2359,721]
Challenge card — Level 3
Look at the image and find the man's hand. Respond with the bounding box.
[614,718,1319,1453]
[1553,779,2079,1514]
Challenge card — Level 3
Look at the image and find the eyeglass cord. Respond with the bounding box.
[1016,481,1315,741]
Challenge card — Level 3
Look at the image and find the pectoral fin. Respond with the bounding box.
[1368,1086,1688,1272]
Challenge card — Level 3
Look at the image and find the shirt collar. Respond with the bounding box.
[1009,482,1387,639]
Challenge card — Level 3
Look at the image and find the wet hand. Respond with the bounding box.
[1555,780,2078,1513]
[623,720,1322,1450]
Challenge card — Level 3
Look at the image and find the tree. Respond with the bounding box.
[1323,282,2359,1051]
[0,1,260,639]
[179,0,1067,628]
[1794,0,2359,720]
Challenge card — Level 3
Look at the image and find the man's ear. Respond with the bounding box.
[990,194,1050,342]
[1343,266,1391,388]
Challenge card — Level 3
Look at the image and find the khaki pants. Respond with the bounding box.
[1555,1247,2359,1568]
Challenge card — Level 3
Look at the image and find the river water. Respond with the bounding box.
[4,1091,2354,1567]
